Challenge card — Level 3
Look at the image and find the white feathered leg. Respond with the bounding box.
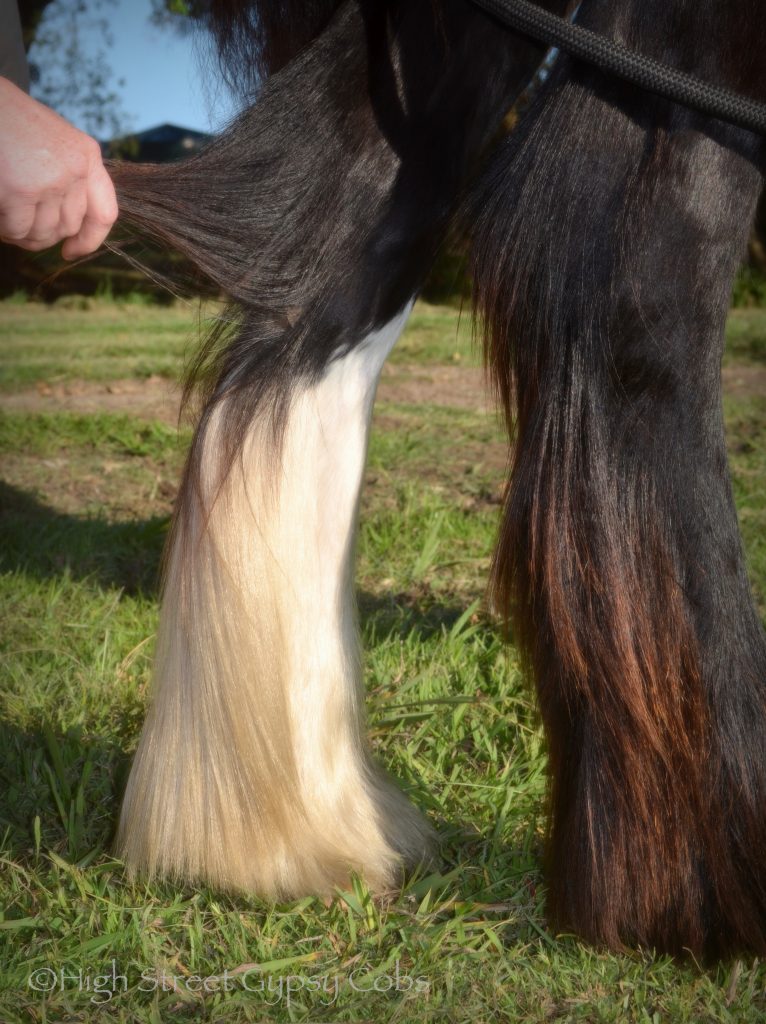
[117,303,433,896]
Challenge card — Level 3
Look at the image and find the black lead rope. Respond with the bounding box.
[470,0,766,136]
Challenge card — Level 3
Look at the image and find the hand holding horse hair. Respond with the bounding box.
[0,77,117,259]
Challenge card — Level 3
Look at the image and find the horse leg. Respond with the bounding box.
[113,0,568,895]
[471,0,766,956]
[117,307,435,895]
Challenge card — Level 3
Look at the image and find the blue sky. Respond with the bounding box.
[29,0,240,137]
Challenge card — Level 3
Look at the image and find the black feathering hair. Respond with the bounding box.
[468,0,766,959]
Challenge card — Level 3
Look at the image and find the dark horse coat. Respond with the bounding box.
[108,0,766,959]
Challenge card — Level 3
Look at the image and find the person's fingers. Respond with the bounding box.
[61,162,117,260]
[59,178,88,238]
[0,199,36,243]
[25,197,62,244]
[0,79,110,255]
[0,81,116,257]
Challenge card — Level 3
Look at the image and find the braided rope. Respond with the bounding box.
[471,0,766,135]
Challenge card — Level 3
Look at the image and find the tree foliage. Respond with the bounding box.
[19,0,128,136]
[149,0,208,28]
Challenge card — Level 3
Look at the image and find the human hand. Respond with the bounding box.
[0,77,118,259]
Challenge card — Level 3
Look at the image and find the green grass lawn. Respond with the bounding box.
[0,298,765,1022]
[0,297,478,390]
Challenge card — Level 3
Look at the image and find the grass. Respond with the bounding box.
[0,298,765,1022]
[0,298,201,389]
[724,309,766,366]
[0,298,479,392]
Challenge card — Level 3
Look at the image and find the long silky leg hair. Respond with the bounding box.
[470,0,766,958]
[108,0,567,897]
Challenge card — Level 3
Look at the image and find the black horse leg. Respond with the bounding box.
[471,0,766,956]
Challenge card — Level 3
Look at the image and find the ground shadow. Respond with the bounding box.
[1,479,530,894]
[0,480,169,595]
[0,710,546,940]
[0,718,130,869]
[1,480,504,643]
